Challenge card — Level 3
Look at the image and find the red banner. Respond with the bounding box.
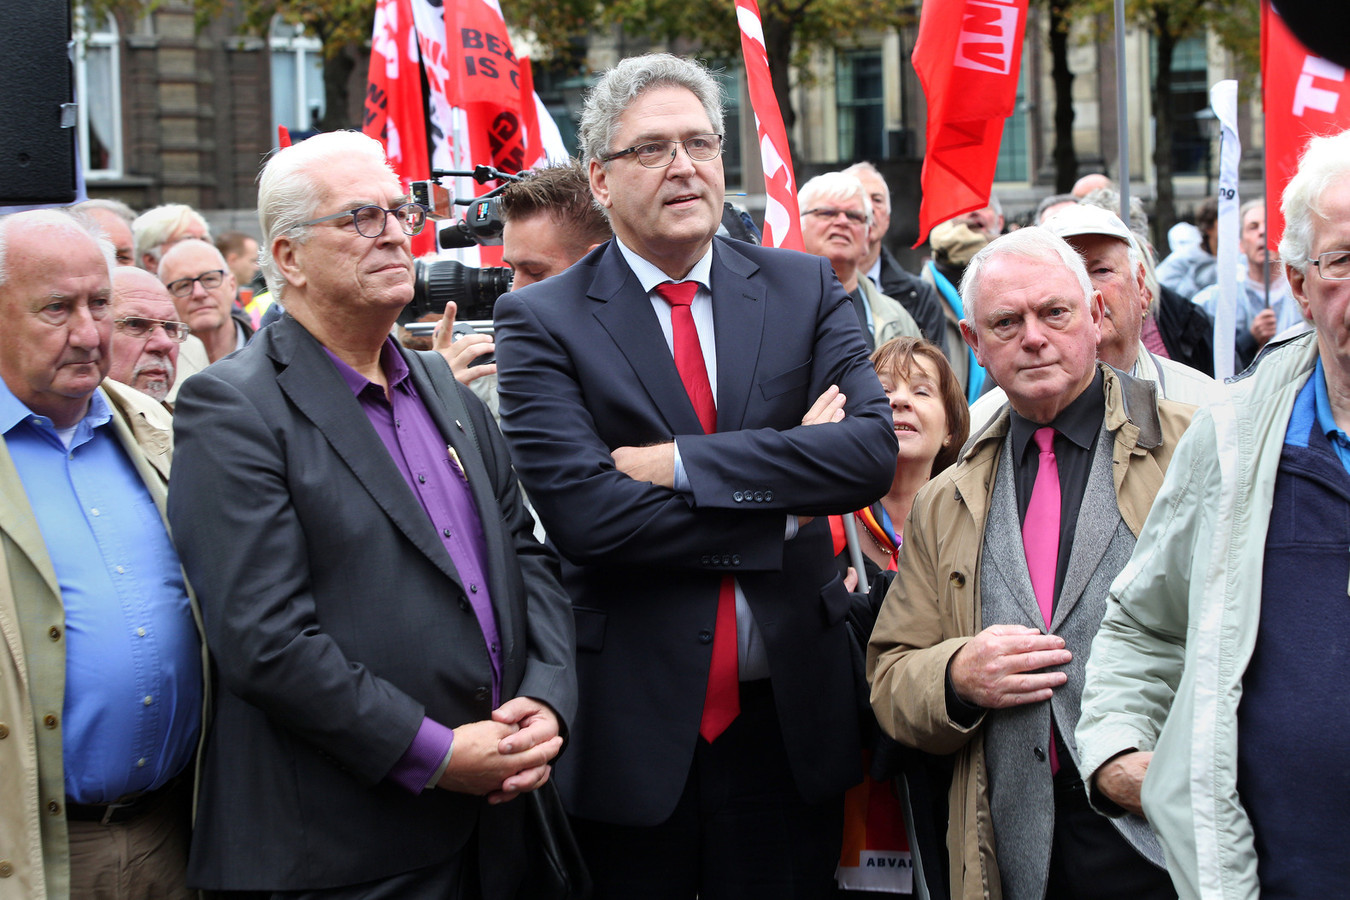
[364,0,434,255]
[735,0,804,251]
[911,0,1028,247]
[1262,0,1350,253]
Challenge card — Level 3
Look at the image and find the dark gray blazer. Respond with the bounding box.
[168,314,576,894]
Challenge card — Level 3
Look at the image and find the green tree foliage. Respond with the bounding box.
[504,0,909,139]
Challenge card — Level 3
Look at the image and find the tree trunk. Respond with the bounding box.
[320,43,358,132]
[1151,6,1177,247]
[761,10,799,172]
[1049,0,1077,193]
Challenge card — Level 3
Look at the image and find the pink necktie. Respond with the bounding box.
[656,281,739,742]
[1022,426,1060,774]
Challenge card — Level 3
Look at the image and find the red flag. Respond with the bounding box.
[1262,0,1350,252]
[911,0,1028,247]
[364,0,434,255]
[735,0,804,251]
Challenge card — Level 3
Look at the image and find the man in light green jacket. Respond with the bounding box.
[1078,129,1350,899]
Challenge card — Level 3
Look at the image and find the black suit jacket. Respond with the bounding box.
[168,315,576,893]
[493,237,896,827]
[877,245,947,353]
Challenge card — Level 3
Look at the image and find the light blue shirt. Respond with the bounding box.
[1311,357,1350,476]
[0,381,200,802]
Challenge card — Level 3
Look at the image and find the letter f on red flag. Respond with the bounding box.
[911,0,1028,247]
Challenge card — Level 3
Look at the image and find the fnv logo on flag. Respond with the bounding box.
[1262,0,1350,252]
[911,0,1028,247]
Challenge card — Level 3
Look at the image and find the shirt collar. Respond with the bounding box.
[614,236,714,295]
[1009,367,1105,465]
[323,337,411,398]
[1312,356,1350,444]
[0,376,110,437]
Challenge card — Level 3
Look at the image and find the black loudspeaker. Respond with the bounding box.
[1276,0,1350,69]
[0,1,77,205]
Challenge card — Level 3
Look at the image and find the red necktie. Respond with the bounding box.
[656,281,739,742]
[1022,426,1060,773]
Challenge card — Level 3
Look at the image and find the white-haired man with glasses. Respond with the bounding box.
[108,267,190,404]
[157,239,255,378]
[165,129,576,898]
[798,170,921,351]
[494,52,895,897]
[1077,129,1350,898]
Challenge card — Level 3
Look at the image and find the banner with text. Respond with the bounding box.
[911,0,1028,247]
[1262,0,1350,252]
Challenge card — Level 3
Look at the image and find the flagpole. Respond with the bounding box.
[1115,0,1131,224]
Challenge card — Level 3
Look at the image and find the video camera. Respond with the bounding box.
[405,166,520,322]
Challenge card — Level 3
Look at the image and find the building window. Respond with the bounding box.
[709,65,744,189]
[994,74,1028,183]
[270,19,325,137]
[74,7,122,179]
[1155,36,1209,176]
[837,49,885,162]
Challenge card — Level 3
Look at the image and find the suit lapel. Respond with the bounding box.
[0,438,60,600]
[1052,426,1119,629]
[984,437,1047,629]
[709,239,766,432]
[269,318,465,589]
[590,242,712,437]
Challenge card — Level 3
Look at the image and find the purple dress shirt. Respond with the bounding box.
[325,340,502,792]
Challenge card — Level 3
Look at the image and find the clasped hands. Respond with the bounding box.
[436,696,563,805]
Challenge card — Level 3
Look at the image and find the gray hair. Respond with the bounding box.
[960,226,1093,322]
[73,197,137,225]
[1035,193,1076,223]
[842,161,889,214]
[1279,130,1350,273]
[578,53,725,167]
[132,204,211,267]
[0,209,114,289]
[797,172,873,226]
[256,130,399,297]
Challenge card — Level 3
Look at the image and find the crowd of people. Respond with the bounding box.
[0,48,1343,900]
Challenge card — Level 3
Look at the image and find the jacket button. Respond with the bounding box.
[1033,746,1046,762]
[48,625,61,641]
[949,571,966,588]
[0,724,8,739]
[731,555,740,566]
[764,490,773,501]
[474,686,489,702]
[47,800,61,815]
[733,491,744,502]
[43,714,58,730]
[698,630,713,644]
[0,861,12,878]
[701,555,711,565]
[458,598,470,612]
[753,491,764,502]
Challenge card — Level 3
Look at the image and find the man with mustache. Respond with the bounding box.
[108,267,187,404]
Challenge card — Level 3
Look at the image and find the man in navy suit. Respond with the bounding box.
[493,52,896,898]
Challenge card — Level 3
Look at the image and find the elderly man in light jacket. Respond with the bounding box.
[1078,128,1350,899]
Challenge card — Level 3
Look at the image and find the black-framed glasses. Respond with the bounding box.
[1310,250,1350,281]
[294,203,428,238]
[165,269,227,298]
[113,316,192,342]
[600,134,724,168]
[803,207,869,226]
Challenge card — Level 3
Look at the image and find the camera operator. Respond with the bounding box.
[434,161,612,406]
